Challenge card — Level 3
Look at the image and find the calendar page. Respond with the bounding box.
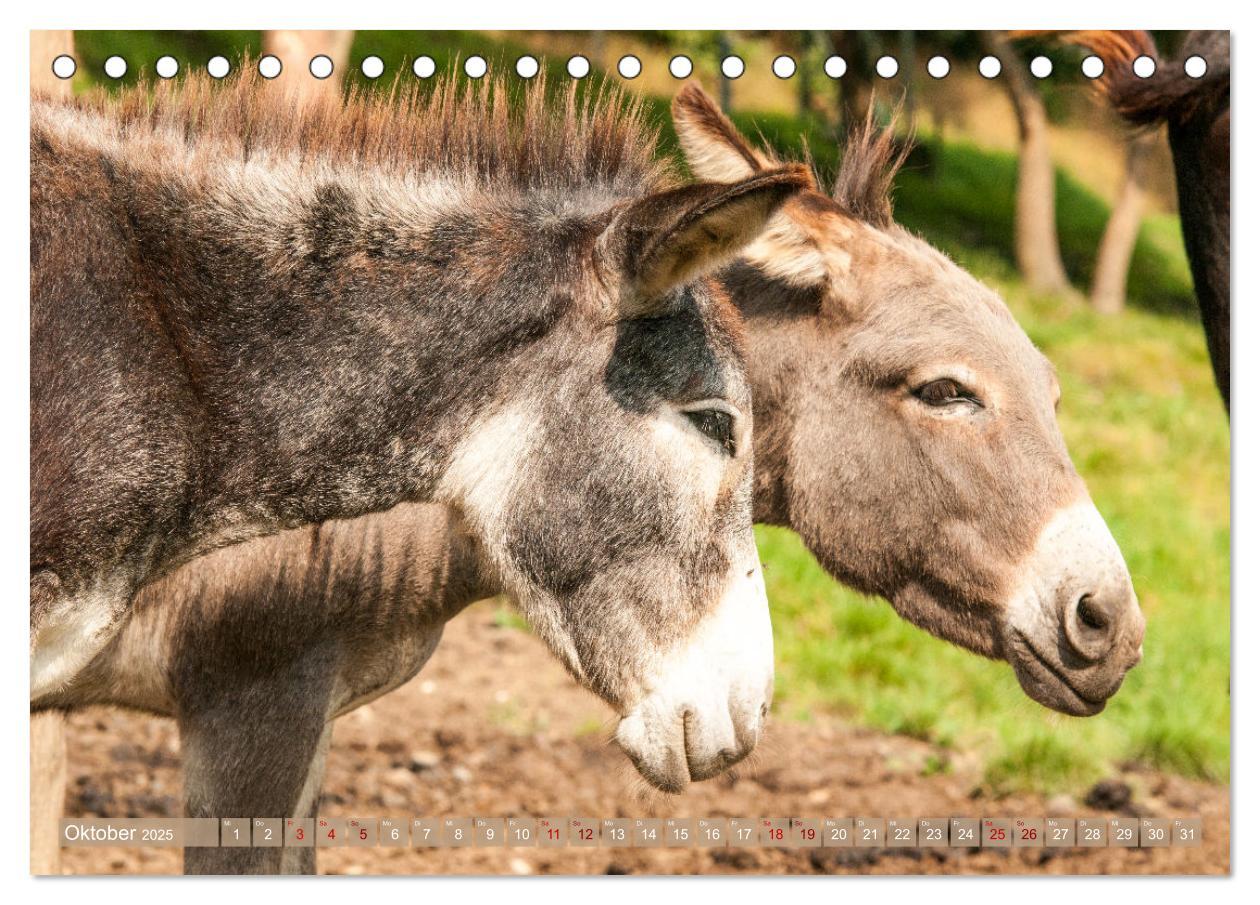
[27,23,1231,882]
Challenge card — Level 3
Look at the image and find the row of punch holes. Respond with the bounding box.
[51,51,1211,83]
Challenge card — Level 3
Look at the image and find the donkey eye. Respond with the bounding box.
[684,409,737,456]
[913,378,979,408]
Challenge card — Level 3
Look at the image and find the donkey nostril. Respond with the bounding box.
[1076,594,1109,632]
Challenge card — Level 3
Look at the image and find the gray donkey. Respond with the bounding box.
[38,85,1145,875]
[32,74,815,788]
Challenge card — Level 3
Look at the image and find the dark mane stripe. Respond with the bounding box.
[34,65,671,193]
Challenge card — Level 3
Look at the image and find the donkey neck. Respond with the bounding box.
[719,263,831,527]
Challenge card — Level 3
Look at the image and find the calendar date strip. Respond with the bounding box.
[59,816,1202,849]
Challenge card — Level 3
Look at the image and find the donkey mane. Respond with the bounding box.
[35,67,671,194]
[829,106,913,229]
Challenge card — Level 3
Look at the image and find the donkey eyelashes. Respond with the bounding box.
[679,398,747,458]
[684,408,737,457]
[912,377,984,409]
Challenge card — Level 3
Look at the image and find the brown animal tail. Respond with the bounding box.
[1027,30,1225,127]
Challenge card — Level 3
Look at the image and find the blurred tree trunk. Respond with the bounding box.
[984,33,1070,293]
[262,30,354,101]
[1090,132,1156,314]
[31,712,66,875]
[827,31,873,133]
[31,30,74,98]
[899,31,917,124]
[717,33,733,113]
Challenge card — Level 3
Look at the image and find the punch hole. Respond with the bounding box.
[309,55,334,80]
[361,56,385,79]
[978,55,1001,78]
[875,56,899,79]
[51,54,76,79]
[1030,55,1052,79]
[618,55,642,79]
[207,56,231,79]
[824,55,846,79]
[104,55,127,79]
[670,55,693,79]
[721,55,745,79]
[258,55,282,79]
[1081,55,1104,79]
[1133,55,1156,78]
[413,56,436,79]
[567,55,590,79]
[515,56,540,79]
[155,56,179,79]
[1184,55,1207,78]
[465,56,488,79]
[926,56,949,79]
[772,55,796,79]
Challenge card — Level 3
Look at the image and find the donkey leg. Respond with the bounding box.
[277,723,331,875]
[29,711,66,875]
[179,676,334,875]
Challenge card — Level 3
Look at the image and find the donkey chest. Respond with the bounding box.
[329,622,446,718]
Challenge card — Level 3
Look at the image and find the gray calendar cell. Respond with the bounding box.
[1045,818,1075,847]
[220,817,250,847]
[475,817,506,847]
[729,818,760,848]
[855,817,885,847]
[696,818,728,848]
[1141,818,1171,848]
[600,818,632,848]
[379,817,409,847]
[918,818,948,848]
[347,817,377,848]
[886,818,916,848]
[252,818,281,848]
[284,817,314,848]
[507,817,538,847]
[633,818,664,848]
[442,817,473,848]
[568,818,599,848]
[1077,818,1107,848]
[1013,817,1045,848]
[982,817,1012,847]
[950,818,979,848]
[411,818,442,847]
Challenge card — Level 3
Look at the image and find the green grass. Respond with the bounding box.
[62,32,1229,794]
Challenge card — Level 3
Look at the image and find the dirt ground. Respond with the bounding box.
[57,602,1229,876]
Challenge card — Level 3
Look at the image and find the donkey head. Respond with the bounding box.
[673,84,1144,717]
[437,167,809,790]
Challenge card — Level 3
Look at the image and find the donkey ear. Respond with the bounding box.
[604,166,811,318]
[672,82,776,181]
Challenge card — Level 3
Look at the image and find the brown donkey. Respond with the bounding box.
[37,85,1145,875]
[32,75,814,791]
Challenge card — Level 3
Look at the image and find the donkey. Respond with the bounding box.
[31,73,814,789]
[1062,30,1230,410]
[38,84,1146,875]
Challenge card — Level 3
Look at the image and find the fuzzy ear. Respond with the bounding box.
[603,166,812,319]
[672,82,776,181]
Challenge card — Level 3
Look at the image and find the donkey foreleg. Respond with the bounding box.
[179,670,335,875]
[29,711,67,875]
